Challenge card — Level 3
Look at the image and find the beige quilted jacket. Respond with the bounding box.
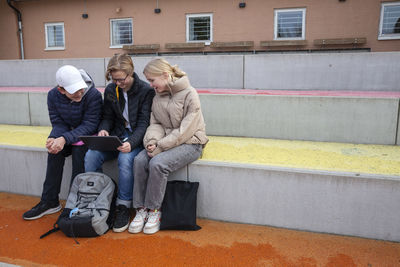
[143,76,208,156]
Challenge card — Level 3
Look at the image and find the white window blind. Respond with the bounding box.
[45,23,65,50]
[379,2,400,39]
[186,14,213,42]
[110,18,133,47]
[274,9,305,40]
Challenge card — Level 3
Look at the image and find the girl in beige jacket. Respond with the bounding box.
[129,58,208,234]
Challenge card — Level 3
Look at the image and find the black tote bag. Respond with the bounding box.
[160,180,201,231]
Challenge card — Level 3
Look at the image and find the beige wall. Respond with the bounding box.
[1,0,399,59]
[1,0,21,59]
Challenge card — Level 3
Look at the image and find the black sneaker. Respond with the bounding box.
[22,201,62,220]
[113,205,130,232]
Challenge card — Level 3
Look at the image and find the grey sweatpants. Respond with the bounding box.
[132,144,202,210]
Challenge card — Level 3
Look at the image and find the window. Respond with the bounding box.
[110,18,133,48]
[274,8,306,40]
[186,13,213,43]
[45,22,65,50]
[379,2,400,40]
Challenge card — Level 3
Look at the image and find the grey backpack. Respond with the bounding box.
[41,172,116,241]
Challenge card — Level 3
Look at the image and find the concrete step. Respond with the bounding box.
[1,88,399,145]
[0,124,399,241]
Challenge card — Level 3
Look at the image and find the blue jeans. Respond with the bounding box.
[84,131,143,207]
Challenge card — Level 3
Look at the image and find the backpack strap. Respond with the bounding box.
[69,223,80,245]
[40,223,60,239]
[40,222,80,245]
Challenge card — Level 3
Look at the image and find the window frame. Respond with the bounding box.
[186,13,213,43]
[109,18,133,48]
[378,2,400,40]
[274,8,306,41]
[44,22,65,51]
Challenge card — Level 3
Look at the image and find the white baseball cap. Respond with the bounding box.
[56,65,88,94]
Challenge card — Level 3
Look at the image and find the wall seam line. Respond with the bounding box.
[395,98,400,145]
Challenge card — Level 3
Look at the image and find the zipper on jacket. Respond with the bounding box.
[166,95,174,127]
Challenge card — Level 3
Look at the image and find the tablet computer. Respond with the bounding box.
[79,136,123,151]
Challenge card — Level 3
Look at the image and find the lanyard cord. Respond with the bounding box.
[115,85,119,101]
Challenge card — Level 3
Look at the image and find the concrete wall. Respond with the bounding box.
[200,94,400,145]
[1,91,399,145]
[245,52,400,91]
[0,92,51,126]
[1,53,399,144]
[0,146,72,200]
[1,52,400,91]
[124,55,244,89]
[2,145,399,242]
[192,161,400,242]
[0,58,107,88]
[398,102,400,145]
[0,92,30,125]
[0,146,186,200]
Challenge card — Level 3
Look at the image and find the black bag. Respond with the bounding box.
[160,180,201,231]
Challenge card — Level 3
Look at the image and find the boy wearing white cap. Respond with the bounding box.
[23,65,102,220]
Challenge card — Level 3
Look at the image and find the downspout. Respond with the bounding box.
[7,0,25,59]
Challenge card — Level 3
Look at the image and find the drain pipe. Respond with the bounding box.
[7,0,25,59]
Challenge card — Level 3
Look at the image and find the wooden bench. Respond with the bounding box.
[122,44,160,53]
[314,37,367,46]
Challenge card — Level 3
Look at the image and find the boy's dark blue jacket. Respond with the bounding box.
[47,70,103,144]
[99,72,154,149]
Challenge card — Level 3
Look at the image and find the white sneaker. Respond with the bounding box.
[128,208,148,234]
[143,210,161,235]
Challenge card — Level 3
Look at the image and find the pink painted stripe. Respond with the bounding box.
[1,87,399,98]
[0,87,52,92]
[197,88,400,98]
[0,87,105,93]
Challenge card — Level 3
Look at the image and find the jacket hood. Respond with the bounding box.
[78,69,94,97]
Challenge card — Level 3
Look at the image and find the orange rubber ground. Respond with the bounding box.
[0,192,399,267]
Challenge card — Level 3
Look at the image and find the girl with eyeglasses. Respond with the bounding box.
[84,53,154,233]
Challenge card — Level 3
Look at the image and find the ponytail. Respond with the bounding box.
[144,58,186,80]
[171,65,186,79]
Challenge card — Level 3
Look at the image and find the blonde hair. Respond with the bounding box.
[143,58,186,81]
[105,54,134,81]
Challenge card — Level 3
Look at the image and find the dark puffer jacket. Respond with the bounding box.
[99,72,154,149]
[48,69,103,144]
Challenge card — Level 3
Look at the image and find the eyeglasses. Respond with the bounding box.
[112,74,129,84]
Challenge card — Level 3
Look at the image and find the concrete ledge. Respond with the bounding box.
[1,144,399,242]
[0,53,399,91]
[0,145,186,200]
[191,161,400,242]
[0,58,106,88]
[200,94,400,145]
[1,90,399,144]
[244,52,400,91]
[1,126,399,241]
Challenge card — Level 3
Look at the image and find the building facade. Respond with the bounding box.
[1,0,400,60]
